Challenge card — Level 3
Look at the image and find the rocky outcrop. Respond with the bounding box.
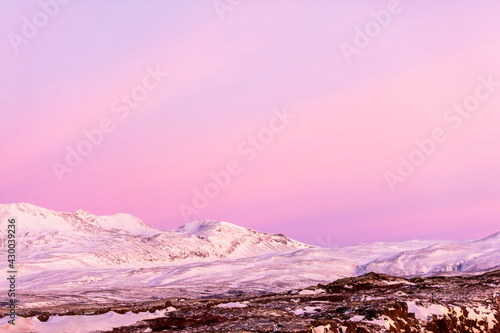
[5,270,496,332]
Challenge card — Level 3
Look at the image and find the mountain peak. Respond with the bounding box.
[473,231,500,244]
[0,203,158,236]
[8,202,54,214]
[174,220,239,235]
[75,208,92,215]
[483,231,500,239]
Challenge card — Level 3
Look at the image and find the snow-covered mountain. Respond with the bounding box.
[0,203,311,268]
[361,232,500,276]
[0,203,157,235]
[0,203,499,307]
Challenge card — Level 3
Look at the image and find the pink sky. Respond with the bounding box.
[1,1,500,245]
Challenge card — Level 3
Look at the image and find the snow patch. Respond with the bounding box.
[298,289,325,295]
[0,310,166,333]
[216,302,247,308]
[407,301,448,321]
[291,306,321,315]
[466,306,497,330]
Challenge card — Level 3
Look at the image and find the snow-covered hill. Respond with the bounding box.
[0,203,311,268]
[361,232,500,276]
[0,203,499,307]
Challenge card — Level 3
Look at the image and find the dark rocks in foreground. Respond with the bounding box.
[2,270,500,332]
[108,270,500,332]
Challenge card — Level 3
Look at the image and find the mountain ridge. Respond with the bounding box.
[0,203,312,268]
[0,203,499,307]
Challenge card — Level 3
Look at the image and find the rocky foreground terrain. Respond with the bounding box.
[2,270,499,332]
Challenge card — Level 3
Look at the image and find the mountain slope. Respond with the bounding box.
[361,234,500,276]
[0,203,312,268]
